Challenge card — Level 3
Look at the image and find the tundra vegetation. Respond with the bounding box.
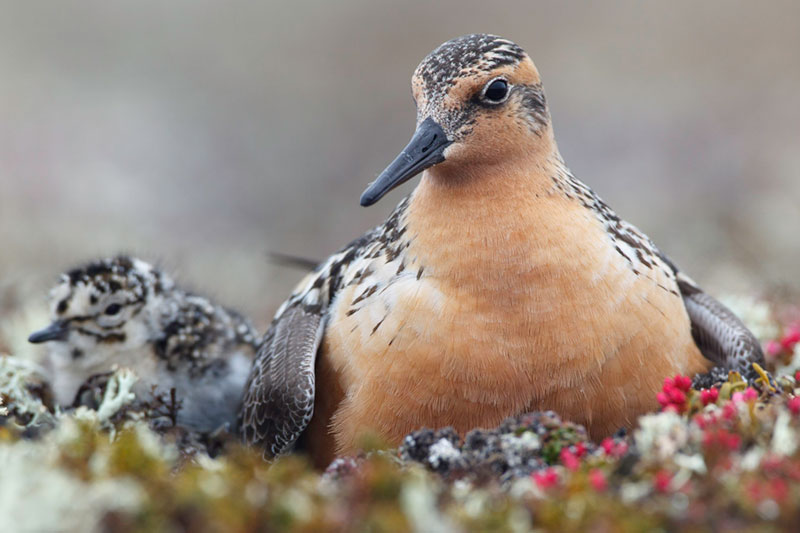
[2,292,800,532]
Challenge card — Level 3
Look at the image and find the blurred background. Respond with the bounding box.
[1,0,798,332]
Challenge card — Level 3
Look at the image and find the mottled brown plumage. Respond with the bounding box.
[239,34,764,465]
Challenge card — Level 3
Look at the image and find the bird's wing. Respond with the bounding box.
[658,253,765,374]
[239,298,325,457]
[239,221,388,458]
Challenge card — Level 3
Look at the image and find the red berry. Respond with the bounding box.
[669,389,687,405]
[674,375,692,392]
[700,388,719,406]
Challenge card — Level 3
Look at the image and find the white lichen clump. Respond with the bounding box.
[427,437,461,469]
[0,354,54,427]
[634,411,691,461]
[94,368,138,423]
[719,294,780,342]
[0,436,143,533]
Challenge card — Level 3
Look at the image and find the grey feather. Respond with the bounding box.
[659,252,766,374]
[239,199,412,457]
[239,304,324,458]
[679,279,765,372]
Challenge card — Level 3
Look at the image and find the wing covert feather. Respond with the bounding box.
[239,304,324,458]
[238,218,395,457]
[657,250,765,374]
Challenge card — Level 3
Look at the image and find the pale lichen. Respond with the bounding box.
[0,422,143,533]
[0,354,55,427]
[719,294,780,341]
[634,411,691,461]
[94,367,138,423]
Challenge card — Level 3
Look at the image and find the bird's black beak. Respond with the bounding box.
[28,321,70,343]
[360,117,451,207]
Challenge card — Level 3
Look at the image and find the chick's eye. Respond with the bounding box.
[104,303,122,316]
[483,79,509,103]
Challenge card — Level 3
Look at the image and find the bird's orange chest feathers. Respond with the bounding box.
[317,163,709,457]
[240,34,761,470]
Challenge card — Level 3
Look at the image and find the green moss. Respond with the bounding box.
[541,427,580,464]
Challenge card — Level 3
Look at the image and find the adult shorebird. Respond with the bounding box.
[240,34,764,465]
[29,256,258,432]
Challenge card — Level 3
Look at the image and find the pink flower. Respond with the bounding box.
[766,340,782,357]
[722,402,738,421]
[654,470,672,493]
[657,392,671,408]
[600,438,628,458]
[560,447,580,471]
[781,328,800,351]
[726,433,742,451]
[734,388,758,403]
[703,429,741,451]
[574,442,587,458]
[693,413,709,429]
[533,468,559,489]
[788,397,800,416]
[588,469,607,492]
[771,479,789,503]
[601,438,614,455]
[700,388,719,406]
[762,456,783,472]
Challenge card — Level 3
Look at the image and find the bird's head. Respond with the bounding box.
[28,256,172,369]
[361,34,552,206]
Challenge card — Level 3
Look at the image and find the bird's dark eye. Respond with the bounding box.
[483,79,509,103]
[104,303,122,316]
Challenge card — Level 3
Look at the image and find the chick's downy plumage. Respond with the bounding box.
[240,34,765,464]
[30,256,258,432]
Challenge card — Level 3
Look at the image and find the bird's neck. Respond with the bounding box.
[405,145,596,292]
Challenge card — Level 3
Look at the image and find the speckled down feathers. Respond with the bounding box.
[38,256,260,432]
[53,256,258,376]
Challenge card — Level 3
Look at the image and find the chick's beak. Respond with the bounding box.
[360,117,451,207]
[28,320,70,343]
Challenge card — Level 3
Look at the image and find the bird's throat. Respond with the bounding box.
[406,150,587,294]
